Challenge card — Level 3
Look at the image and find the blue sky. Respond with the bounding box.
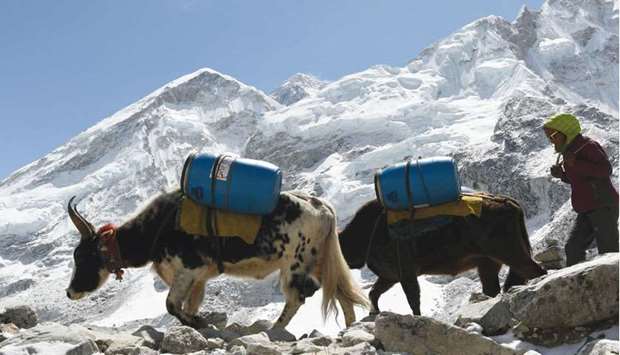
[0,0,544,180]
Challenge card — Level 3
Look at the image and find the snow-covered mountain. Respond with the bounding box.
[0,0,617,351]
[271,73,329,106]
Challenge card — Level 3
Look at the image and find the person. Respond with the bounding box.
[543,113,619,266]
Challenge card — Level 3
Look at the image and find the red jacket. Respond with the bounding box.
[559,134,619,213]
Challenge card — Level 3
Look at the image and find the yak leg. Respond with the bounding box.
[273,272,319,329]
[497,253,546,287]
[184,279,206,315]
[166,271,204,328]
[503,269,526,292]
[477,258,501,297]
[400,277,422,315]
[369,277,396,315]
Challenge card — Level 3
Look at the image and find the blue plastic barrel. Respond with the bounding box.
[375,157,461,210]
[181,152,282,215]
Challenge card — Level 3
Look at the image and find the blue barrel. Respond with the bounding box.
[375,157,461,210]
[181,152,282,215]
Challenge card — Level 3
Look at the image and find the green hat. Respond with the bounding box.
[543,113,581,152]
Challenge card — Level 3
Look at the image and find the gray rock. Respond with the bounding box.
[246,342,285,355]
[131,325,163,350]
[508,253,619,330]
[104,345,158,355]
[161,326,209,354]
[341,328,375,347]
[229,332,271,349]
[575,339,620,355]
[319,342,377,355]
[469,292,492,303]
[463,322,484,335]
[0,305,38,329]
[0,322,96,349]
[228,345,248,355]
[205,337,225,350]
[291,338,328,354]
[265,327,296,342]
[375,312,520,355]
[66,339,100,355]
[244,319,272,335]
[455,296,515,335]
[308,329,325,338]
[198,324,240,342]
[534,246,565,270]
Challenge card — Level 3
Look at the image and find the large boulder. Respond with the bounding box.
[508,253,618,330]
[160,326,209,354]
[575,339,620,355]
[0,322,98,354]
[375,312,521,355]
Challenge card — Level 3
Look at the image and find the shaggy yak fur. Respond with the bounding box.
[338,194,546,315]
[66,190,368,329]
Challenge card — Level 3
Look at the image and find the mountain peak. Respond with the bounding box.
[271,73,329,105]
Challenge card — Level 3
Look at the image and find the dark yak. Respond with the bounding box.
[338,193,546,315]
[66,190,369,329]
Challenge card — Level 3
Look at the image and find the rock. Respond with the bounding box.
[508,254,618,330]
[340,328,375,347]
[0,323,19,342]
[463,322,484,335]
[206,337,225,350]
[291,338,329,354]
[575,339,620,355]
[469,292,492,303]
[244,319,273,335]
[160,326,209,354]
[229,332,271,349]
[86,328,144,353]
[228,345,248,355]
[0,305,38,329]
[265,327,296,342]
[455,296,515,335]
[131,325,163,350]
[317,342,377,355]
[375,312,519,355]
[246,342,285,355]
[308,329,325,338]
[199,311,228,329]
[0,322,96,349]
[66,339,100,355]
[104,345,158,355]
[198,324,240,342]
[310,336,333,347]
[534,246,565,269]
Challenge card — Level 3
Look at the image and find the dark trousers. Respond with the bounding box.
[565,205,619,266]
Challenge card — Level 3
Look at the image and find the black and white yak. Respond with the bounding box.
[66,190,369,329]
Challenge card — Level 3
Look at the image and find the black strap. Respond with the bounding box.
[415,158,432,207]
[208,155,227,274]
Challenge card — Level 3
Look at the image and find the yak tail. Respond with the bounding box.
[320,208,370,321]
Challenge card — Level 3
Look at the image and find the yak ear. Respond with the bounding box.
[68,196,96,240]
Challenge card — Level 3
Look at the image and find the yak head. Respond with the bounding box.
[66,197,111,300]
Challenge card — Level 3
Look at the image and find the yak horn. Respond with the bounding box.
[68,196,95,239]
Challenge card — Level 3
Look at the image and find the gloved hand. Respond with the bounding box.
[550,165,564,178]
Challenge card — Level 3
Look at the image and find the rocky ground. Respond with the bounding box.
[1,253,617,355]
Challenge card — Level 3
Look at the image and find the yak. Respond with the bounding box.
[338,193,546,315]
[66,190,369,329]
